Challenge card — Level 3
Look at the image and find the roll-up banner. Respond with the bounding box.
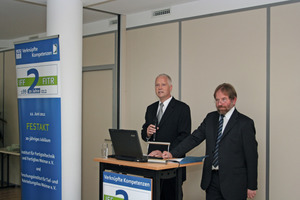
[14,36,61,200]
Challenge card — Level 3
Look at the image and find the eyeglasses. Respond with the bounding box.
[215,98,229,104]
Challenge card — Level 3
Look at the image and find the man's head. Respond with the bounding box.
[214,83,237,115]
[155,74,172,102]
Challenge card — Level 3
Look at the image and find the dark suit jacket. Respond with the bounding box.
[170,109,258,200]
[141,97,191,153]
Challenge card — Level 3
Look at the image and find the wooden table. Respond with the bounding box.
[0,148,20,188]
[94,157,203,200]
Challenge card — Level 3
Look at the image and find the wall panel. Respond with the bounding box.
[82,31,116,199]
[83,33,115,67]
[124,23,180,143]
[4,50,20,184]
[0,52,3,147]
[82,32,116,200]
[181,9,267,199]
[82,70,113,200]
[270,3,300,200]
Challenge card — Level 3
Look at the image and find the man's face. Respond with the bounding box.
[155,76,172,102]
[215,89,236,115]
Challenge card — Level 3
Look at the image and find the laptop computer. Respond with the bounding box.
[109,129,166,163]
[109,129,149,162]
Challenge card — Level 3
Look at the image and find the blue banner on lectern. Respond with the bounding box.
[15,37,61,200]
[103,171,152,200]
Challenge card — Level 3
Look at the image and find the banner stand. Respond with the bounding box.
[15,36,62,200]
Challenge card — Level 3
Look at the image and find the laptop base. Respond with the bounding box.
[115,155,148,162]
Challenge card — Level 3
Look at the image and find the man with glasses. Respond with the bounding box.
[162,83,258,200]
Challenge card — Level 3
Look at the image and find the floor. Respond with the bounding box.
[0,186,21,200]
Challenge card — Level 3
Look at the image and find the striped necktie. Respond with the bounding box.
[157,103,164,124]
[212,115,224,168]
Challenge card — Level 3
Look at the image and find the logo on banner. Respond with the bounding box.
[17,65,58,96]
[16,49,22,59]
[53,44,58,55]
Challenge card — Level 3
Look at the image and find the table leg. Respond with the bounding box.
[153,171,160,200]
[176,168,182,200]
[7,154,9,187]
[1,153,3,187]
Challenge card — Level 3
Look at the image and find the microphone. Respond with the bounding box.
[152,117,158,141]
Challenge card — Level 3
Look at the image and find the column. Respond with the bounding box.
[47,0,83,199]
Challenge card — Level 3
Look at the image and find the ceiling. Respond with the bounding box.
[0,0,291,43]
[0,0,199,40]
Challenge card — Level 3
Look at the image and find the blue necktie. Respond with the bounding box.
[212,115,224,168]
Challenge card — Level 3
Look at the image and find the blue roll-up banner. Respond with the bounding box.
[15,36,61,200]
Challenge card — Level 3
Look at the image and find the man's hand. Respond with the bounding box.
[148,150,163,157]
[247,189,257,199]
[162,151,173,159]
[147,124,157,138]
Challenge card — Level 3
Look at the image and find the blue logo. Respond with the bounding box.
[116,190,128,200]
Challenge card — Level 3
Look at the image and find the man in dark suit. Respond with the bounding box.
[162,83,258,200]
[141,73,191,200]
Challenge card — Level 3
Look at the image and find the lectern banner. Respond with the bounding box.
[15,36,61,200]
[103,171,152,200]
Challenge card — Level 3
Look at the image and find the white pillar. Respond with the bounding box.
[47,0,82,200]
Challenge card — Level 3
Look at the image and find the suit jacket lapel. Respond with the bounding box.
[212,112,221,146]
[221,109,239,140]
[153,102,159,120]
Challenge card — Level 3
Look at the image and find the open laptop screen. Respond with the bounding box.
[109,129,146,162]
